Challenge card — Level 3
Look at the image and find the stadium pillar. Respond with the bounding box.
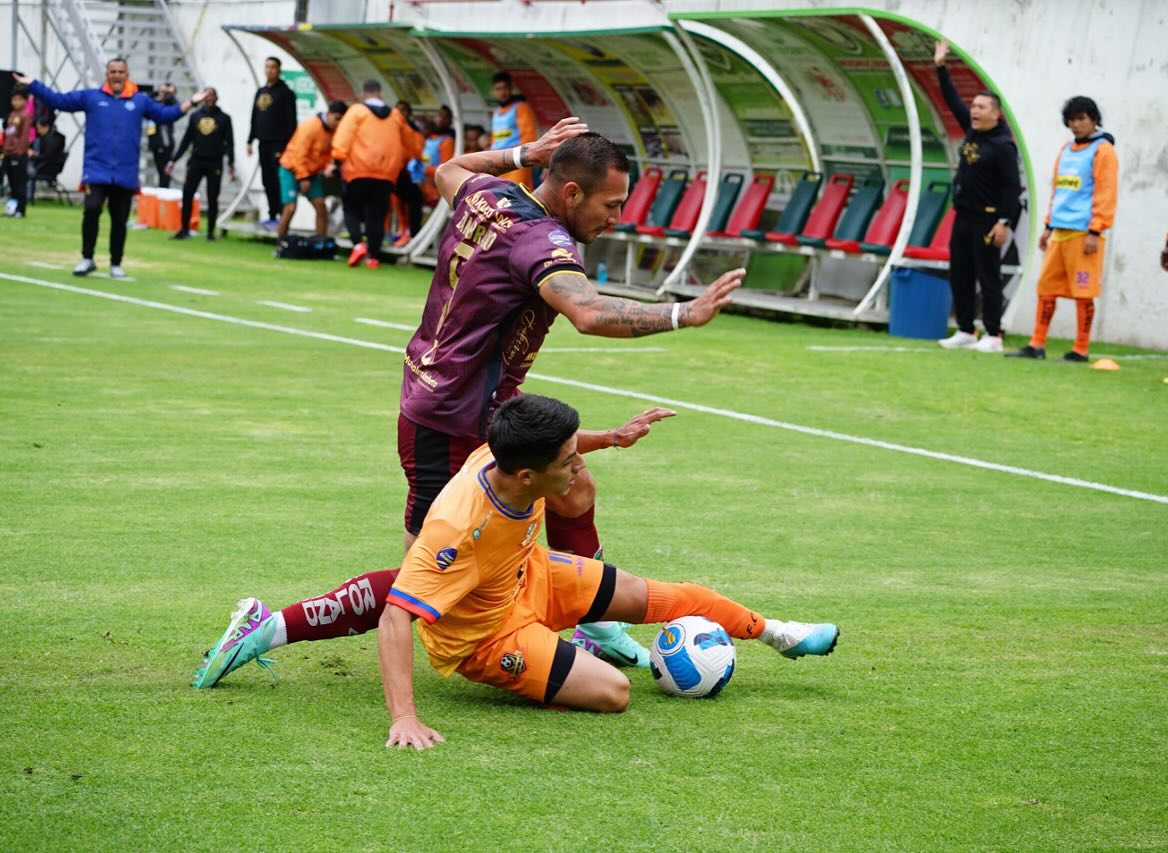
[853,13,923,317]
[660,24,722,292]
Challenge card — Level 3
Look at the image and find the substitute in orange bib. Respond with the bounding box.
[1008,96,1117,363]
[489,71,537,187]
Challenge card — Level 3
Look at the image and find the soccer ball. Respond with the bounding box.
[650,616,736,698]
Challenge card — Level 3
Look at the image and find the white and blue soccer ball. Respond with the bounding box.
[650,616,736,698]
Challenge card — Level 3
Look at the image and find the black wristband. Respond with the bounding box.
[1088,229,1101,237]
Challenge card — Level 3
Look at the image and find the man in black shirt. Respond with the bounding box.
[934,39,1022,353]
[246,57,297,228]
[147,82,178,188]
[168,88,235,240]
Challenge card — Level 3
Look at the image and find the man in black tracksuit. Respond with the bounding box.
[169,88,235,240]
[147,82,178,188]
[247,57,297,226]
[934,39,1022,352]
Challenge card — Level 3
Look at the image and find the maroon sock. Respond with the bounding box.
[281,569,399,644]
[545,505,600,557]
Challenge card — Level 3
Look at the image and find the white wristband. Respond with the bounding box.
[512,146,524,169]
[671,302,681,331]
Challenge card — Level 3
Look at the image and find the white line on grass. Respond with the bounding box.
[25,261,64,271]
[171,285,218,296]
[257,300,312,313]
[809,344,1168,361]
[5,270,1166,507]
[354,317,416,331]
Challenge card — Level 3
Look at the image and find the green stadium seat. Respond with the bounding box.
[708,173,774,238]
[903,206,955,261]
[640,170,707,238]
[635,168,688,233]
[798,176,884,249]
[742,171,821,241]
[766,173,854,246]
[903,180,951,250]
[831,178,910,254]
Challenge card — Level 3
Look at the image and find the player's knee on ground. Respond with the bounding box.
[587,670,630,713]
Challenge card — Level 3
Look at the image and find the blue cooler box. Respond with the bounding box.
[889,268,952,339]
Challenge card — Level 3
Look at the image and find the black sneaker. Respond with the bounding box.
[206,231,216,242]
[1062,351,1089,363]
[1006,345,1046,359]
[172,230,191,240]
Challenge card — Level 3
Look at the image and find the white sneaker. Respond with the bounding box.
[760,619,839,659]
[938,330,979,349]
[109,265,127,279]
[73,258,96,276]
[973,334,1003,353]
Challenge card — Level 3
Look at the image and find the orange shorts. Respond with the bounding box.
[455,551,614,704]
[1037,231,1105,298]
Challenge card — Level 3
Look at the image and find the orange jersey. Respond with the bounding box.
[279,115,334,180]
[388,444,545,675]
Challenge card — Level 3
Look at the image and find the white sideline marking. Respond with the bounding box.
[5,270,1167,507]
[172,285,218,296]
[809,345,939,353]
[810,344,1168,361]
[354,317,415,331]
[26,261,64,271]
[257,300,312,313]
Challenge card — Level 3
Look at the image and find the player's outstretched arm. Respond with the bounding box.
[540,267,745,338]
[576,408,677,453]
[435,116,588,206]
[378,604,445,750]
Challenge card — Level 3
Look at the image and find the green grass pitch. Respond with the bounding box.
[1,205,1165,850]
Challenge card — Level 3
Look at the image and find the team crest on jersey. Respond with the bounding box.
[500,651,527,677]
[124,101,136,111]
[436,547,457,570]
[548,230,573,247]
[198,116,217,135]
[522,521,538,545]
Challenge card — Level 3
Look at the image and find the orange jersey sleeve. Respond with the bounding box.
[1089,141,1118,233]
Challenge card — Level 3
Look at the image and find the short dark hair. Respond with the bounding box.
[11,85,28,98]
[547,132,630,193]
[974,89,1002,112]
[488,395,580,474]
[106,57,128,69]
[491,71,513,87]
[362,79,381,95]
[1062,95,1102,127]
[327,99,348,115]
[266,56,282,67]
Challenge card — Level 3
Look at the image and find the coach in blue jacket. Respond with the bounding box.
[14,58,208,279]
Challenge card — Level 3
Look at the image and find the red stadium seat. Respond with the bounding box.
[612,166,663,233]
[766,173,854,245]
[708,173,775,238]
[903,207,956,261]
[826,178,910,253]
[639,170,706,237]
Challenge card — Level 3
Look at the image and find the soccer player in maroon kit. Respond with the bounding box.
[192,117,746,687]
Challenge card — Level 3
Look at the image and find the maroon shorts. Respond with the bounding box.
[396,413,484,535]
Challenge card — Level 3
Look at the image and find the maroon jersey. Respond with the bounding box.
[401,175,585,438]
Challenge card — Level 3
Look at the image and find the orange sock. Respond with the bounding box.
[1030,295,1057,348]
[1073,298,1095,355]
[644,579,764,641]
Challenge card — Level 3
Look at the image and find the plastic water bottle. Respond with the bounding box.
[596,259,608,284]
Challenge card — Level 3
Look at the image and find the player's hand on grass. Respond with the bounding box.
[386,717,445,751]
[681,267,745,328]
[611,408,677,448]
[522,116,589,168]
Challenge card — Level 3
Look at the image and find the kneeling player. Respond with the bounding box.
[192,395,839,749]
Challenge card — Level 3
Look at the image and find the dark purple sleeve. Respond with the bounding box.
[510,221,586,291]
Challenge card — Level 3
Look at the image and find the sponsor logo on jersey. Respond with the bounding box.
[125,101,136,111]
[548,229,573,247]
[436,547,457,570]
[500,651,527,677]
[1055,174,1083,190]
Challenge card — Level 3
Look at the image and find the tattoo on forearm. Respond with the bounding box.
[547,276,677,337]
